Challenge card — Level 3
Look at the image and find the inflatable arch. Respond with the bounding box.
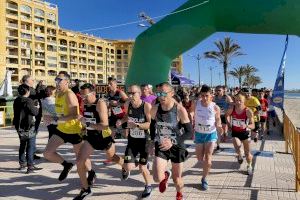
[125,0,300,87]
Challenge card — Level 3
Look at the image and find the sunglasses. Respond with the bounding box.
[128,91,138,95]
[55,77,67,83]
[80,92,93,99]
[156,91,170,97]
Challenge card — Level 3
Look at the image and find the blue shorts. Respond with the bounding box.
[194,132,218,144]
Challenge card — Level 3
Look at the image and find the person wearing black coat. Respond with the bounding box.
[13,84,42,173]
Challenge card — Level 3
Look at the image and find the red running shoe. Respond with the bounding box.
[159,170,172,193]
[176,192,184,200]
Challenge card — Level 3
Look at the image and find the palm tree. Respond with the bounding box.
[243,64,258,87]
[204,37,243,87]
[247,75,262,88]
[229,66,245,88]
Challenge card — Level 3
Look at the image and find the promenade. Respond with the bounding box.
[0,123,299,200]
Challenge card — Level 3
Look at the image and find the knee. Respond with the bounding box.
[197,155,204,162]
[172,175,182,185]
[204,156,212,165]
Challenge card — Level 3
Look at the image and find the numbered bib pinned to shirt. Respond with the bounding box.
[130,128,146,138]
[112,106,123,115]
[259,110,267,117]
[198,124,211,132]
[232,118,246,128]
[86,118,96,130]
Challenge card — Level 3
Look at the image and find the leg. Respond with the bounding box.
[26,136,36,167]
[139,164,152,185]
[73,142,92,172]
[43,134,65,163]
[106,143,123,166]
[19,138,27,166]
[242,139,253,164]
[195,144,205,162]
[152,156,168,183]
[76,142,94,189]
[171,162,184,193]
[202,142,215,179]
[232,137,242,157]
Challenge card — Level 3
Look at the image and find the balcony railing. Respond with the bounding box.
[7,3,18,10]
[7,23,18,28]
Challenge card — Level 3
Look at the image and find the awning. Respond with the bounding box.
[171,71,195,86]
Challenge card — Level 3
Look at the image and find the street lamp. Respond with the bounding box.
[209,66,218,88]
[188,54,202,86]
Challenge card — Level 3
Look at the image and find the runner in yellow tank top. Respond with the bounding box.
[43,71,92,182]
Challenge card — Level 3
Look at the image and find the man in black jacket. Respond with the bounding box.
[13,84,42,173]
[21,75,42,158]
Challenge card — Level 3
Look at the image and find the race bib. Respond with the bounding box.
[232,118,246,128]
[198,124,211,132]
[112,106,123,115]
[130,128,146,138]
[259,110,267,117]
[102,127,112,138]
[86,118,96,130]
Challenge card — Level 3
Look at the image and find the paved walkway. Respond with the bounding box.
[0,123,299,200]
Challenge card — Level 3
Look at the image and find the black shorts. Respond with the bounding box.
[155,143,188,163]
[232,131,250,141]
[53,128,82,145]
[85,131,115,151]
[253,122,260,132]
[221,115,227,124]
[125,139,150,165]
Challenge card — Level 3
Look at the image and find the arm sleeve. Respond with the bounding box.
[150,119,156,141]
[178,122,193,143]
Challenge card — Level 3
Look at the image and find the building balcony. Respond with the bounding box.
[6,3,18,11]
[6,10,18,18]
[20,15,32,21]
[6,23,18,29]
[6,41,18,47]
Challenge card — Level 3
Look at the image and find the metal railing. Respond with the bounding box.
[0,106,14,128]
[283,112,300,192]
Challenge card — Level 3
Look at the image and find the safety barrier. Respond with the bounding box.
[0,106,14,128]
[283,112,300,192]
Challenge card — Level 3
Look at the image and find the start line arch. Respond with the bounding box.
[125,0,300,87]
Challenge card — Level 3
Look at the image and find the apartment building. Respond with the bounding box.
[1,0,182,86]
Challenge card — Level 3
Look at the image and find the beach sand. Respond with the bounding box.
[283,98,300,128]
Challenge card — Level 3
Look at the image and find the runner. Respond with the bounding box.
[141,84,157,105]
[74,83,124,200]
[213,85,233,152]
[190,85,223,190]
[150,82,192,200]
[226,94,255,175]
[259,90,268,140]
[243,88,261,142]
[116,85,153,199]
[265,89,276,131]
[43,71,91,182]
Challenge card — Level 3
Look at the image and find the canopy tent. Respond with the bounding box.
[171,71,195,86]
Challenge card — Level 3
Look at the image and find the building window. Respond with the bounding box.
[123,50,128,54]
[34,8,44,17]
[20,5,32,13]
[110,49,114,54]
[117,49,121,54]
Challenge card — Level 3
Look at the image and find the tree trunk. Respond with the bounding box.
[238,77,242,88]
[223,62,228,87]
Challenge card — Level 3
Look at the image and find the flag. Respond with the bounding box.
[271,35,288,109]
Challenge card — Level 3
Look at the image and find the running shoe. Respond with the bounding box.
[141,185,152,199]
[87,169,96,186]
[176,192,184,200]
[247,165,253,175]
[121,168,130,180]
[26,165,42,174]
[237,155,243,164]
[215,145,222,153]
[58,163,74,181]
[159,170,172,193]
[201,178,209,190]
[73,187,93,200]
[18,164,26,172]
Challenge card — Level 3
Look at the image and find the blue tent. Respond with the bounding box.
[171,71,195,86]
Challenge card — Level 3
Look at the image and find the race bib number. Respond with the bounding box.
[102,127,112,138]
[112,107,123,115]
[198,124,211,132]
[259,110,267,117]
[232,119,246,128]
[86,118,96,130]
[130,128,146,138]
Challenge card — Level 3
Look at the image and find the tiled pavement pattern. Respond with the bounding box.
[0,122,299,200]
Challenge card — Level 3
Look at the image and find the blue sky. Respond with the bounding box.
[49,0,300,89]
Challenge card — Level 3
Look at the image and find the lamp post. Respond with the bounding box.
[188,54,202,86]
[209,66,217,87]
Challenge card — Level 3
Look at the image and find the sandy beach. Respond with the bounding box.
[284,98,300,128]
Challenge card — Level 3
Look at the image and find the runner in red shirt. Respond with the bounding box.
[259,90,268,140]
